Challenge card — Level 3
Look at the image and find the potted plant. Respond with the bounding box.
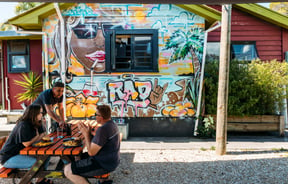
[13,71,43,104]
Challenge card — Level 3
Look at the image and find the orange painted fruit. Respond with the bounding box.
[71,103,87,118]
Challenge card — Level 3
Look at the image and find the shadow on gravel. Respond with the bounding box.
[2,152,286,184]
[112,153,288,184]
[127,131,288,143]
[127,137,214,143]
[227,149,288,155]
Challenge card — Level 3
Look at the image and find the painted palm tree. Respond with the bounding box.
[164,28,204,112]
[164,27,204,76]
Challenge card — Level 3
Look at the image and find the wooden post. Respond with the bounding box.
[216,4,231,155]
[280,116,285,136]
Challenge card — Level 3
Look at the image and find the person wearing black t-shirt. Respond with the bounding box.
[0,104,54,184]
[33,82,65,129]
[64,105,120,184]
[0,104,46,167]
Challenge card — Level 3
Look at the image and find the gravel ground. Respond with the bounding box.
[1,149,288,184]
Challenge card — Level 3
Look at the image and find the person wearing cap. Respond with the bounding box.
[33,82,65,129]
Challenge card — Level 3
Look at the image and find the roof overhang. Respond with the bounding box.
[7,2,288,32]
[0,31,42,40]
[8,3,221,31]
[7,3,75,30]
[234,4,288,29]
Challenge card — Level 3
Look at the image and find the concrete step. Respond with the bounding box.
[0,117,7,125]
[0,110,23,124]
[0,124,15,136]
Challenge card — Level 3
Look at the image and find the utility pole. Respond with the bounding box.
[216,4,231,155]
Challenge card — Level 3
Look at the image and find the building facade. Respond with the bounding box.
[1,3,288,136]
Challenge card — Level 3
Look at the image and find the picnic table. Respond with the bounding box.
[17,120,98,184]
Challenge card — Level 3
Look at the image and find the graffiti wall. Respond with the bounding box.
[43,3,205,118]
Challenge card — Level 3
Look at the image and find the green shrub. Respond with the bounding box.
[197,115,216,138]
[204,59,288,116]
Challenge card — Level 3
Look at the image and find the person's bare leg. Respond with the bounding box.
[64,163,90,184]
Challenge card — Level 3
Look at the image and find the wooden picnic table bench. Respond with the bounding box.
[0,120,111,183]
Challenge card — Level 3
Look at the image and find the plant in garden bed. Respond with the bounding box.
[197,115,216,138]
[204,59,288,116]
[13,71,43,104]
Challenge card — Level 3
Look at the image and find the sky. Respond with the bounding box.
[0,2,17,23]
[0,2,271,24]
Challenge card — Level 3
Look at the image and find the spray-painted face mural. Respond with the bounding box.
[69,18,115,73]
[44,3,205,119]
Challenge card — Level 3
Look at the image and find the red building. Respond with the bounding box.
[0,36,42,110]
[207,4,288,62]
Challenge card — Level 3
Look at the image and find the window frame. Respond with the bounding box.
[231,41,258,61]
[7,40,30,73]
[206,41,258,62]
[105,29,159,72]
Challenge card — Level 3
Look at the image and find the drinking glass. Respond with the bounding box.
[57,127,63,138]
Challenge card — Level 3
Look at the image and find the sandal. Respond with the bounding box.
[36,178,54,184]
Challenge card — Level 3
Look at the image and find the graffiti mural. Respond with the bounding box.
[43,3,205,118]
[59,75,195,118]
[107,77,168,117]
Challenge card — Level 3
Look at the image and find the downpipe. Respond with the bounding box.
[194,21,221,136]
[5,77,10,112]
[54,3,67,121]
[0,41,4,110]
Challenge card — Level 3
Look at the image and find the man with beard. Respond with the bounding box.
[33,82,65,130]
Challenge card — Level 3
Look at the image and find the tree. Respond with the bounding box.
[0,3,41,30]
[0,23,14,31]
[15,2,41,14]
[270,2,288,15]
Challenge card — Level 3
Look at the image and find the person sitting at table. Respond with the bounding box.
[64,104,120,184]
[0,104,53,184]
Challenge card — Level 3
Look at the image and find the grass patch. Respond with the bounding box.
[200,147,207,151]
[271,147,287,152]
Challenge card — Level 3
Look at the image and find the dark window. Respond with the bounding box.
[7,40,30,73]
[105,29,158,72]
[231,42,258,61]
[206,41,258,61]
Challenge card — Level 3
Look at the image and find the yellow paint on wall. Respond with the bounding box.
[68,54,85,75]
[49,60,60,72]
[65,94,100,118]
[134,11,147,23]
